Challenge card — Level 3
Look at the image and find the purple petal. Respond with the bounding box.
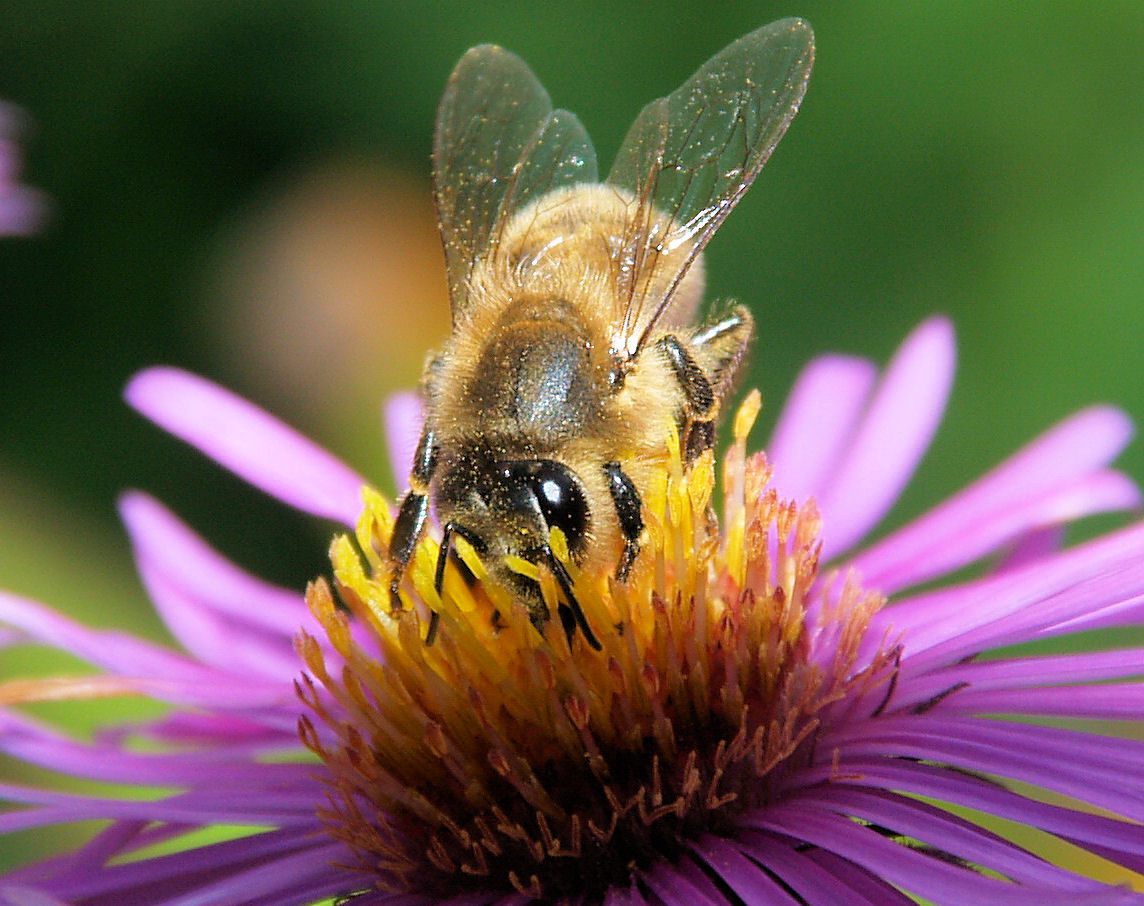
[159,839,354,906]
[765,354,877,505]
[0,592,289,709]
[435,894,508,906]
[753,805,1138,906]
[58,820,163,877]
[0,885,71,906]
[925,683,1144,720]
[823,715,1144,823]
[12,827,353,906]
[795,786,1103,889]
[345,896,435,906]
[385,391,424,494]
[799,758,1144,875]
[0,184,48,235]
[868,522,1144,670]
[732,831,888,904]
[0,781,319,831]
[639,858,725,906]
[997,524,1066,571]
[603,882,649,906]
[815,317,955,559]
[119,491,305,680]
[689,836,800,904]
[121,493,377,679]
[135,710,292,745]
[0,105,48,237]
[1,591,223,687]
[892,648,1144,712]
[0,709,311,788]
[800,848,916,905]
[852,406,1137,593]
[125,367,366,524]
[601,887,629,906]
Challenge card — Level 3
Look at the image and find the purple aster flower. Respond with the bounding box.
[4,318,1144,905]
[0,102,47,236]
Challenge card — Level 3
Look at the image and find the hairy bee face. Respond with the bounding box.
[387,20,815,649]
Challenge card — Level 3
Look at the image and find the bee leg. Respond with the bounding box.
[389,493,427,609]
[388,426,438,612]
[683,420,717,461]
[541,544,602,651]
[431,520,485,645]
[604,461,643,582]
[691,304,754,405]
[684,305,756,459]
[656,334,715,418]
[434,521,485,595]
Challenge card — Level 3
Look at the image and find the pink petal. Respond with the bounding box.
[871,521,1144,671]
[852,406,1137,593]
[996,525,1066,571]
[384,391,424,494]
[0,708,307,787]
[0,591,219,686]
[0,591,290,709]
[125,367,366,525]
[119,491,306,680]
[765,354,878,505]
[931,683,1144,721]
[815,318,955,559]
[859,468,1138,595]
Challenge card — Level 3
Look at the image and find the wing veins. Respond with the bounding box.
[433,48,601,325]
[606,18,815,357]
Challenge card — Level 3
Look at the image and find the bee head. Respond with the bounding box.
[428,454,601,648]
[490,459,591,560]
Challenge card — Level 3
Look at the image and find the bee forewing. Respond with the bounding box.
[606,18,814,353]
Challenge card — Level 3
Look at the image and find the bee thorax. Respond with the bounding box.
[466,302,604,447]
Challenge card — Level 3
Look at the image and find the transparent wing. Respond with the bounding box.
[606,18,814,353]
[433,45,598,321]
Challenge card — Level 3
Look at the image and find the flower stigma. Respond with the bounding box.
[297,391,893,901]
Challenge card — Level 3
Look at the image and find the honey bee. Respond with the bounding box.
[389,19,814,648]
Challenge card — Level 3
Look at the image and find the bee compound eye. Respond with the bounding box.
[523,461,590,555]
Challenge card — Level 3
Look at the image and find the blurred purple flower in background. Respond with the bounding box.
[3,320,1144,905]
[0,103,47,236]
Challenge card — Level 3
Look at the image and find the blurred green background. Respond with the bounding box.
[4,0,1144,607]
[1,0,1142,885]
[2,2,1143,635]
